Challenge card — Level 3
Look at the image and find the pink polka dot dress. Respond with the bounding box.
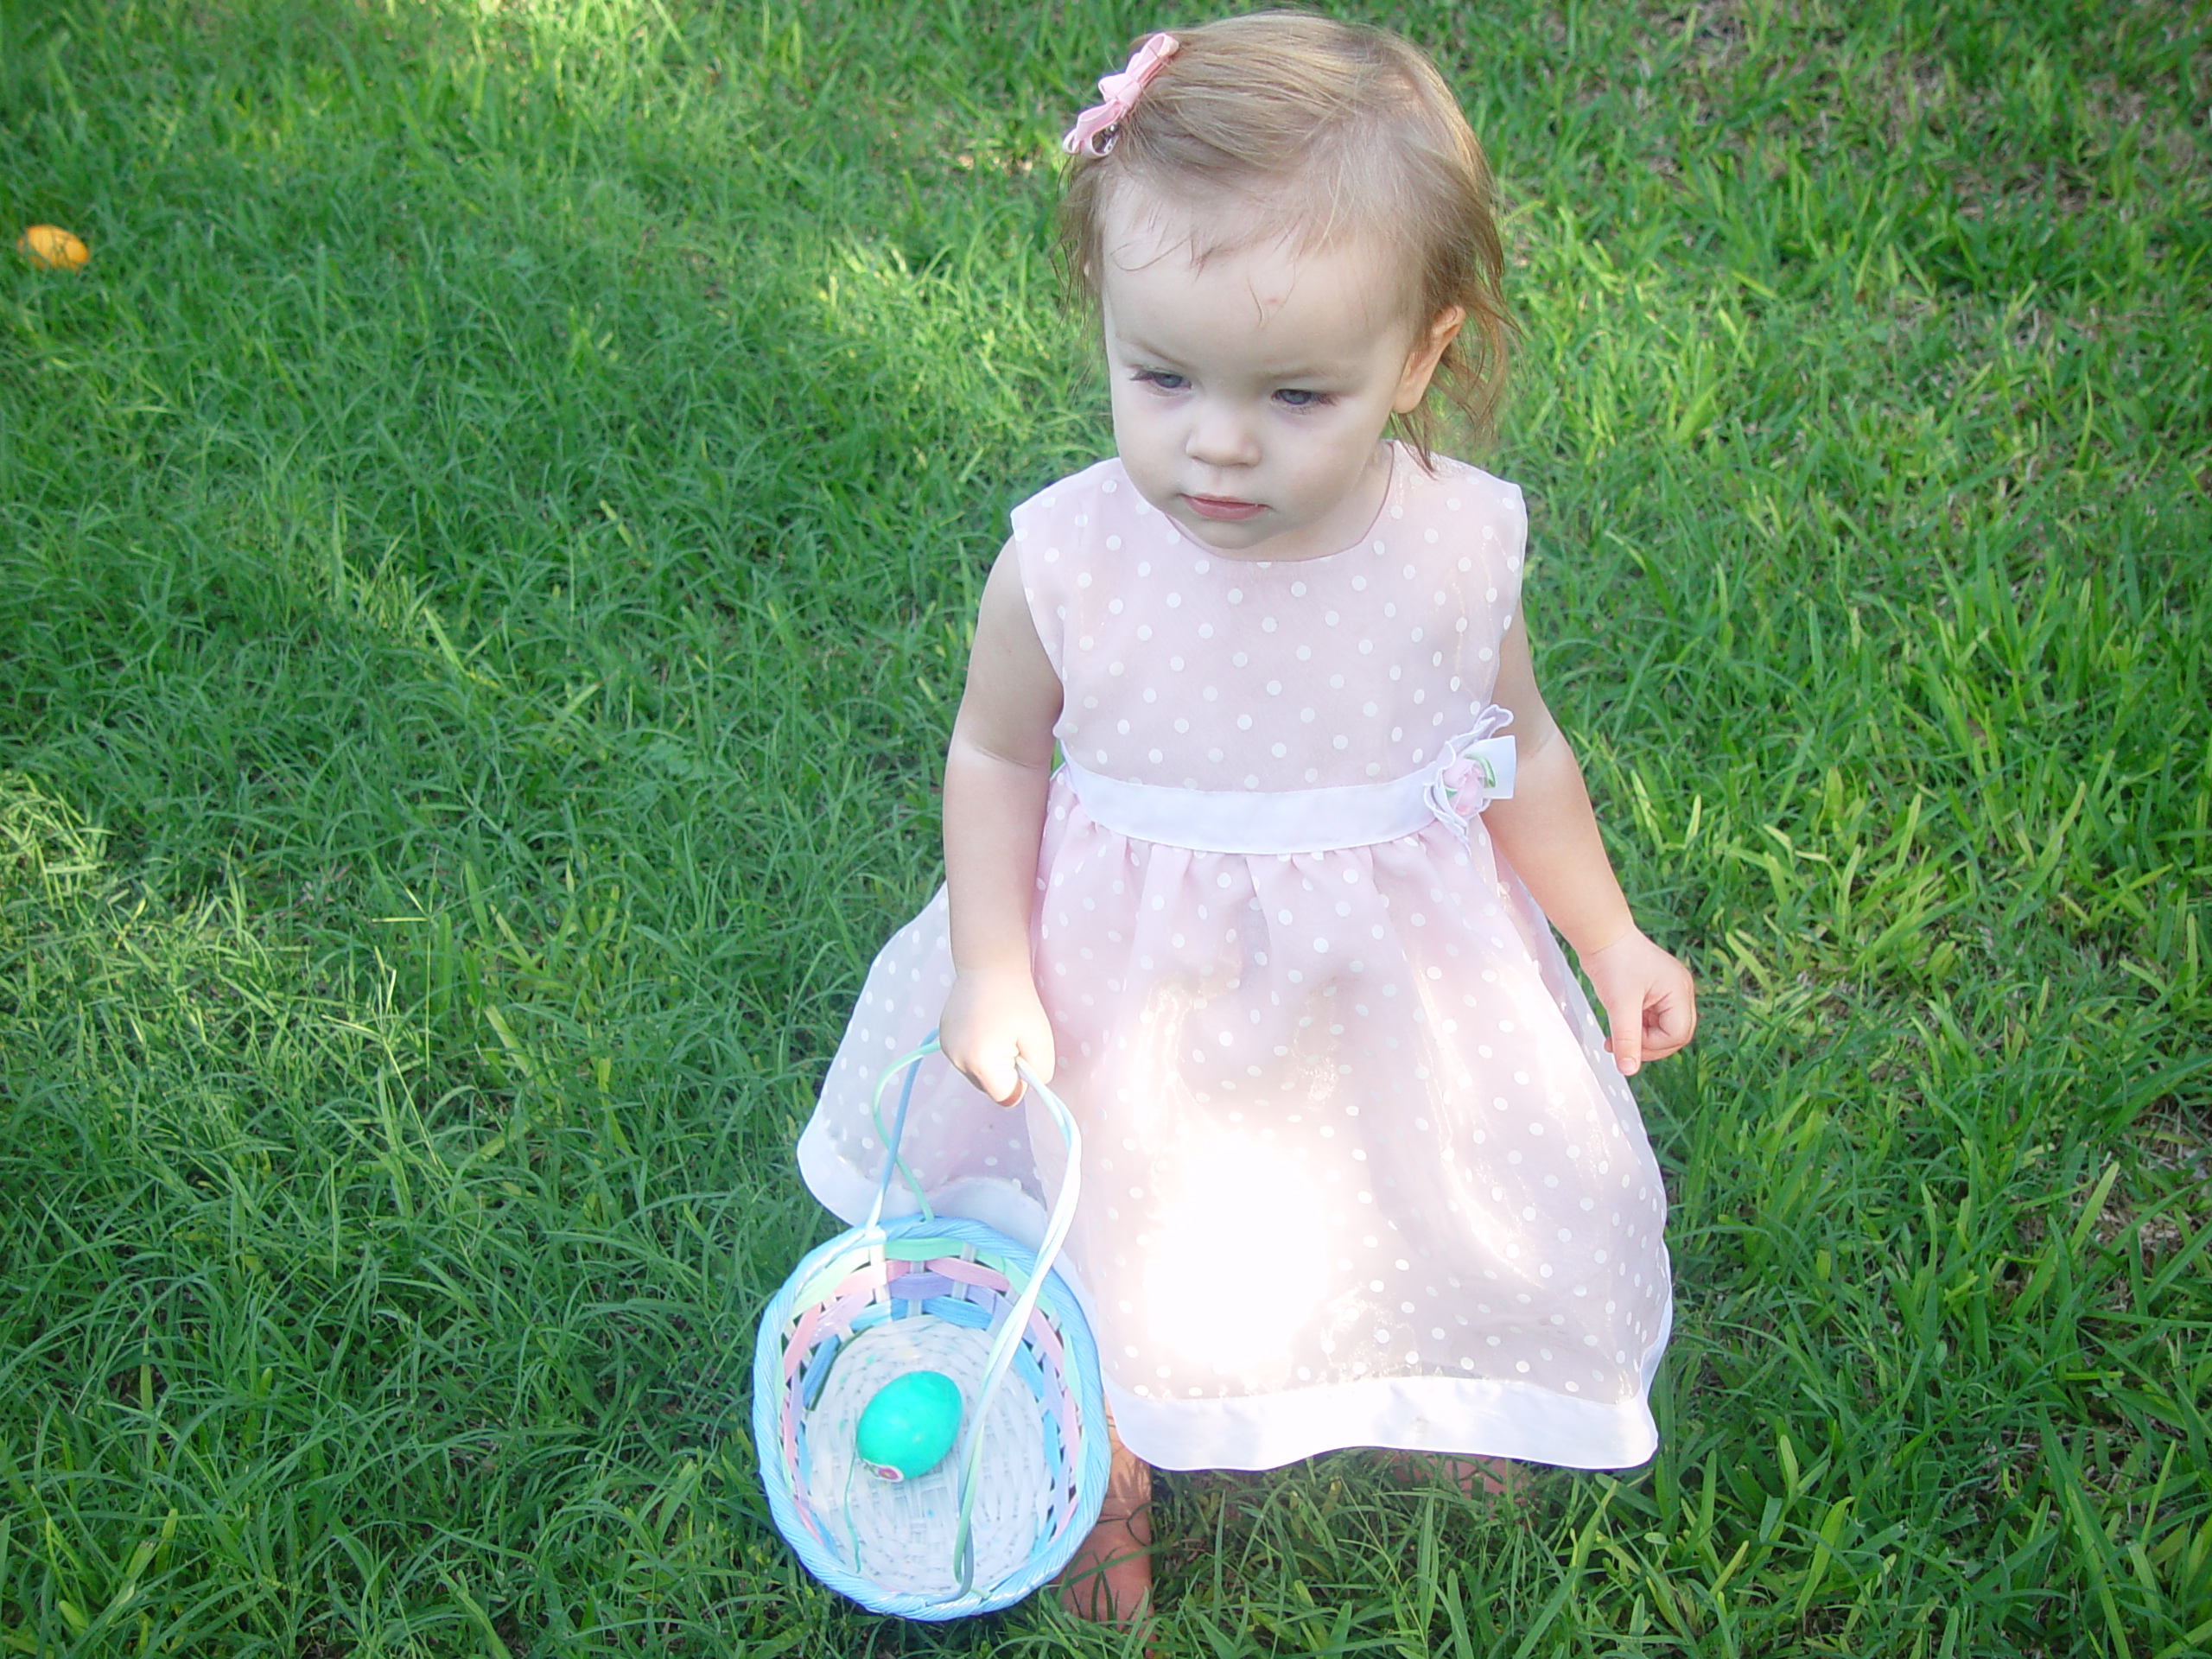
[798,444,1672,1473]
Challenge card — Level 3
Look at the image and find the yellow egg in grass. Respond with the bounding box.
[17,225,90,270]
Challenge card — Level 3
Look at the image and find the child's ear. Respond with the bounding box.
[1394,307,1465,414]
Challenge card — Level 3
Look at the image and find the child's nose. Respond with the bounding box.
[1184,400,1260,468]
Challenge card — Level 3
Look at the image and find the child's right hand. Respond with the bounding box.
[939,966,1056,1107]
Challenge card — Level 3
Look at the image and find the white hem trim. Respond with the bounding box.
[1104,1295,1672,1472]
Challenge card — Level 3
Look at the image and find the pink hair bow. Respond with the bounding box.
[1060,33,1180,157]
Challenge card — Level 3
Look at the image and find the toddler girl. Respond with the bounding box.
[798,12,1695,1624]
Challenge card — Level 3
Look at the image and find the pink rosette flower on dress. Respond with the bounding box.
[1060,33,1180,157]
[1423,705,1518,848]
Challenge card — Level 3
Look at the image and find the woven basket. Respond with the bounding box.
[755,1045,1109,1618]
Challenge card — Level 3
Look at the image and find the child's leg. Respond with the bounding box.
[1438,1455,1516,1497]
[1383,1452,1519,1499]
[1056,1419,1154,1624]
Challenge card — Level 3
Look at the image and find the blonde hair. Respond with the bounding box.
[1058,11,1512,461]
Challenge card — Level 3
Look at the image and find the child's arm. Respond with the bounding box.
[1482,618,1696,1076]
[938,541,1065,1105]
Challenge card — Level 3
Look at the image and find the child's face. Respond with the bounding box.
[1098,196,1458,562]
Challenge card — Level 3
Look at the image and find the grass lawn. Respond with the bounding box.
[3,0,2209,1652]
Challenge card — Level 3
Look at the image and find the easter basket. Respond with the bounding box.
[753,1039,1109,1618]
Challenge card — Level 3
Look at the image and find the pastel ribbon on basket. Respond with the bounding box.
[1061,33,1179,156]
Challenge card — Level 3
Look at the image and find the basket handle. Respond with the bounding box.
[949,1056,1082,1596]
[863,1034,942,1228]
[861,1038,1085,1600]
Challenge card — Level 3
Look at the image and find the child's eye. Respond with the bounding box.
[1135,369,1188,391]
[1274,388,1330,409]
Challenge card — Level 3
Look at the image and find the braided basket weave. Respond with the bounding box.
[754,1046,1109,1618]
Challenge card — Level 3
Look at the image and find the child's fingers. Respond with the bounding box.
[986,1055,1026,1106]
[1642,977,1698,1059]
[986,1019,1056,1108]
[1016,1032,1057,1090]
[946,1032,1028,1105]
[1005,1026,1058,1107]
[951,1046,1018,1106]
[1603,980,1700,1075]
[1601,994,1643,1077]
[1642,995,1695,1061]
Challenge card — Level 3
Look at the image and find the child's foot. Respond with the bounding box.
[1057,1430,1154,1624]
[1057,1497,1152,1624]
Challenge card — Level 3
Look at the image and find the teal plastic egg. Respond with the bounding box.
[855,1370,963,1481]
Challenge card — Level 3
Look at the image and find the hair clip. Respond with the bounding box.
[1060,33,1179,157]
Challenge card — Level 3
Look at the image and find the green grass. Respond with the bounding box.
[2,0,2207,1652]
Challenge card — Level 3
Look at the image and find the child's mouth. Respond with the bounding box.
[1183,494,1264,522]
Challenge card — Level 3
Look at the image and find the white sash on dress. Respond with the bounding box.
[1059,709,1516,856]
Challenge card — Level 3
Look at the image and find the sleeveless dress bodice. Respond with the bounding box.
[1017,448,1518,794]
